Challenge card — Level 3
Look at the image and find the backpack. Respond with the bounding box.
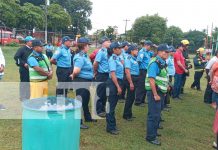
[89,48,100,63]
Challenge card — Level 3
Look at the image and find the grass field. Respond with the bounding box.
[0,46,216,150]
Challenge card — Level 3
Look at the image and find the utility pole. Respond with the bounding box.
[206,25,209,49]
[124,19,130,40]
[45,0,50,44]
[210,23,213,50]
[171,36,174,46]
[0,10,2,45]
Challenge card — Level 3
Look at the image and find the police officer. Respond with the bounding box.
[165,46,176,108]
[145,44,169,146]
[191,48,207,91]
[51,36,72,97]
[70,37,96,129]
[14,36,34,100]
[135,40,154,106]
[123,45,139,121]
[27,40,52,99]
[106,41,123,135]
[45,42,54,59]
[119,41,130,101]
[93,36,111,117]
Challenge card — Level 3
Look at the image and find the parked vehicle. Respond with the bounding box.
[0,30,19,45]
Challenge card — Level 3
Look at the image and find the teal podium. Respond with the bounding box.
[22,97,81,150]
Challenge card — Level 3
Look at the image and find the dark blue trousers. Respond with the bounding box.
[56,67,72,97]
[96,73,109,114]
[135,69,147,104]
[123,75,139,118]
[146,91,164,141]
[172,73,184,98]
[106,79,123,131]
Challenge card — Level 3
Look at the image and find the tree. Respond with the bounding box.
[17,3,44,30]
[47,4,72,32]
[126,29,134,42]
[51,0,93,36]
[184,30,206,52]
[20,0,44,5]
[164,26,184,47]
[0,0,21,28]
[132,14,167,44]
[105,26,115,40]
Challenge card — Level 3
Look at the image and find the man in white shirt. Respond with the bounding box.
[0,47,5,80]
[204,51,218,104]
[0,47,6,110]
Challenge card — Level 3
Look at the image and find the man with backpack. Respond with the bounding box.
[14,36,34,100]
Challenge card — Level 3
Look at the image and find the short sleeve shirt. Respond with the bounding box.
[174,50,185,74]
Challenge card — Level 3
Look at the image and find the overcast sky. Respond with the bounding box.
[89,0,218,34]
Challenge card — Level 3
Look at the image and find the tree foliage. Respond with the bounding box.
[184,30,206,52]
[47,4,72,31]
[20,0,44,6]
[0,0,21,28]
[17,3,44,30]
[132,14,167,44]
[0,0,75,31]
[164,26,184,47]
[51,0,93,36]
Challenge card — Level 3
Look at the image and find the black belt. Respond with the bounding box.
[131,75,139,77]
[57,67,71,69]
[117,78,123,81]
[97,72,109,75]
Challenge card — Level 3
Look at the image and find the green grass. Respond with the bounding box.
[0,46,215,150]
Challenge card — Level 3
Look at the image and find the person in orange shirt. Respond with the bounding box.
[210,61,218,149]
[210,62,218,108]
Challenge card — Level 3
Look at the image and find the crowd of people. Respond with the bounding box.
[0,35,217,147]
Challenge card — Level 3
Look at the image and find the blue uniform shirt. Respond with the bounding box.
[28,51,42,67]
[52,45,72,68]
[137,48,154,70]
[73,51,93,80]
[166,56,175,76]
[94,48,109,73]
[45,45,54,52]
[120,49,128,61]
[147,56,166,79]
[109,54,124,79]
[125,55,140,76]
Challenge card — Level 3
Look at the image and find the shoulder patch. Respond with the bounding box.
[113,56,116,60]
